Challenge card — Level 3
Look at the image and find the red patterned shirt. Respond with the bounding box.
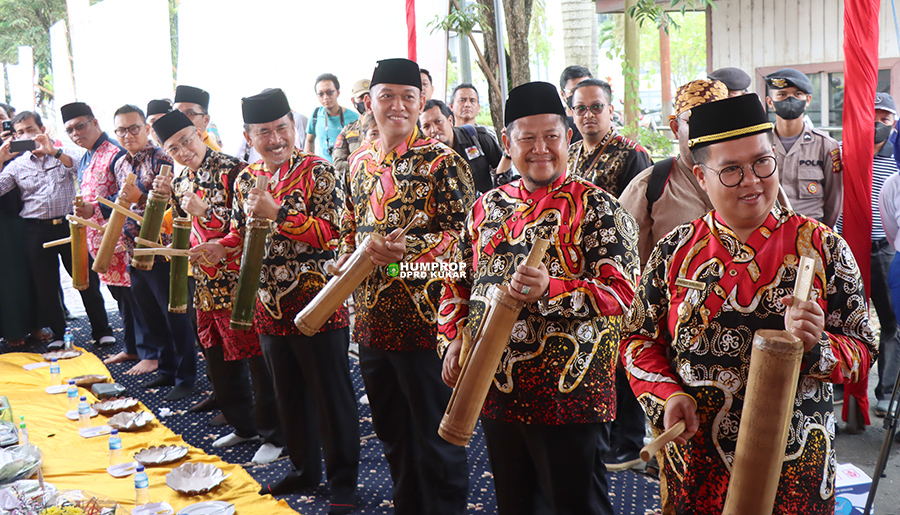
[438,172,640,424]
[80,134,129,286]
[171,148,246,312]
[341,126,476,352]
[219,149,347,336]
[621,205,876,514]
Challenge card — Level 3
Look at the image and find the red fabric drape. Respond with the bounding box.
[406,0,417,62]
[842,0,880,425]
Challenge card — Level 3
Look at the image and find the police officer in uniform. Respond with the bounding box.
[765,68,843,227]
[708,67,751,97]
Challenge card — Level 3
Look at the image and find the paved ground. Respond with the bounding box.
[59,264,900,514]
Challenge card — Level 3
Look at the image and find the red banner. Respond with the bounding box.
[406,0,417,62]
[842,0,880,425]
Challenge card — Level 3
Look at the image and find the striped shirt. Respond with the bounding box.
[0,147,82,219]
[835,140,895,241]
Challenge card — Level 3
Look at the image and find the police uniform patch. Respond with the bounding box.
[807,182,818,194]
[829,147,842,174]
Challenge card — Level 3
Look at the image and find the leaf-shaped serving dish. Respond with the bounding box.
[165,463,228,496]
[108,411,154,431]
[92,397,139,416]
[42,350,82,361]
[134,445,188,466]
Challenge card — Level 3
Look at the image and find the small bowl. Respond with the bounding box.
[134,445,189,466]
[165,463,228,496]
[92,397,139,416]
[108,411,154,431]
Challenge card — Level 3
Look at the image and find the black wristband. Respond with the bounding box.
[54,148,63,160]
[275,205,289,225]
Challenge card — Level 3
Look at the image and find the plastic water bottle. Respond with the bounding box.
[77,396,91,429]
[18,416,28,445]
[63,328,74,350]
[109,429,122,466]
[66,379,78,411]
[134,465,150,505]
[49,358,60,385]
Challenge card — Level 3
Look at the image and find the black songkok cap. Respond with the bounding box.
[764,68,813,95]
[241,88,291,125]
[370,58,421,90]
[504,81,567,126]
[707,67,751,92]
[152,110,195,146]
[174,85,210,111]
[60,102,94,123]
[688,93,773,149]
[146,99,172,116]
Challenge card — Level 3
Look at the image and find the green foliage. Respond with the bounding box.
[622,122,674,157]
[529,0,552,68]
[639,12,706,87]
[0,0,67,103]
[428,2,488,35]
[627,0,716,32]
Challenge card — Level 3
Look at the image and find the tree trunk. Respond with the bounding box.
[503,0,533,88]
[561,0,596,72]
[476,0,505,135]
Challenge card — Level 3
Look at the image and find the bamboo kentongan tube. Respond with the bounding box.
[70,196,90,291]
[132,165,173,271]
[168,216,191,313]
[92,173,137,274]
[230,175,271,331]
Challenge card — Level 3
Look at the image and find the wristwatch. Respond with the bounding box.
[54,148,63,160]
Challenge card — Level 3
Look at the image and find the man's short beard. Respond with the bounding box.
[523,170,563,189]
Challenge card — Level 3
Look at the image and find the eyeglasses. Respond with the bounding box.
[114,124,144,137]
[181,110,206,118]
[65,120,91,135]
[164,131,198,156]
[699,155,777,187]
[316,89,337,98]
[572,103,607,117]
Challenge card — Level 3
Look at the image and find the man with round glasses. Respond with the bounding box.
[621,93,875,513]
[566,78,649,197]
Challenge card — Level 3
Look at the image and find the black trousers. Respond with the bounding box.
[608,367,646,459]
[358,346,468,515]
[481,418,614,515]
[107,285,154,359]
[129,263,196,386]
[259,329,359,497]
[24,221,111,340]
[872,240,900,399]
[204,344,281,444]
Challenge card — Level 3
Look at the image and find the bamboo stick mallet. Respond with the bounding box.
[66,215,106,233]
[640,420,687,462]
[132,248,193,258]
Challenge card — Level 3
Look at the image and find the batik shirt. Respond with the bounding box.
[171,148,246,312]
[218,149,346,336]
[438,172,639,424]
[621,205,876,515]
[341,125,475,352]
[567,130,650,197]
[113,144,175,261]
[79,134,128,286]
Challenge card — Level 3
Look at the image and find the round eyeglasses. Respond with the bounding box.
[699,155,777,187]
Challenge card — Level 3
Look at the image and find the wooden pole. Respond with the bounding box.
[623,0,641,138]
[659,21,673,122]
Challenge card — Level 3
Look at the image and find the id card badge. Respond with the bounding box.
[465,146,482,159]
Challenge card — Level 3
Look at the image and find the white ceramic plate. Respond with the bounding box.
[45,385,67,395]
[134,445,189,466]
[133,502,175,515]
[65,408,99,420]
[41,350,82,361]
[106,461,139,478]
[176,501,234,515]
[78,425,111,438]
[165,463,229,495]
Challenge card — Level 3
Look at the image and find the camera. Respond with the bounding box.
[1,120,12,133]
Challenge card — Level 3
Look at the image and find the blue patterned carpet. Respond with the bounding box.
[2,313,662,514]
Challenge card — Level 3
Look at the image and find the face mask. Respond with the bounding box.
[875,122,893,144]
[354,101,366,115]
[772,97,806,120]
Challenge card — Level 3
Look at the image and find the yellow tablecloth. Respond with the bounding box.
[0,350,296,515]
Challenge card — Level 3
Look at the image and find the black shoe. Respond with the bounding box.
[208,413,227,427]
[165,385,194,401]
[139,375,175,388]
[259,470,320,496]
[188,395,218,412]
